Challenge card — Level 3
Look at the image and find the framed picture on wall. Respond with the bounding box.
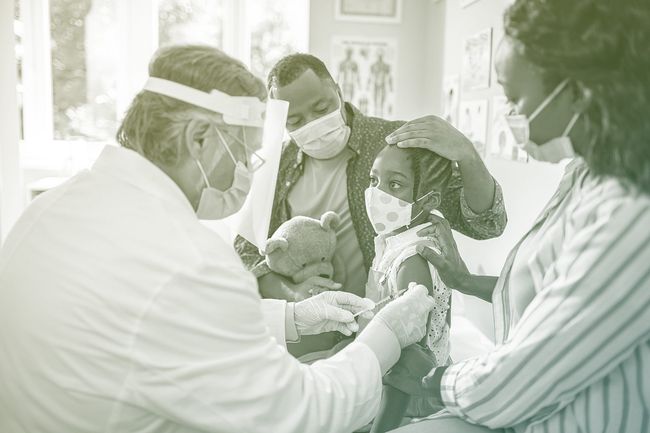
[461,28,493,92]
[459,99,488,158]
[334,0,402,23]
[330,36,398,118]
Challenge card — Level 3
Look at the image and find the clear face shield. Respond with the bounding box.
[143,77,289,248]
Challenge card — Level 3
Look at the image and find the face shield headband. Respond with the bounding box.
[142,76,289,248]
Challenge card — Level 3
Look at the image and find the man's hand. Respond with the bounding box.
[416,215,471,292]
[294,291,375,336]
[385,115,478,163]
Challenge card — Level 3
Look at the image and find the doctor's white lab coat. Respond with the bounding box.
[0,145,382,433]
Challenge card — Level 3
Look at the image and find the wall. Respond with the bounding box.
[308,0,446,120]
[441,0,566,274]
[438,0,567,337]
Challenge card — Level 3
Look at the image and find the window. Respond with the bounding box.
[17,0,309,167]
[248,0,309,80]
[158,0,225,47]
[50,0,119,141]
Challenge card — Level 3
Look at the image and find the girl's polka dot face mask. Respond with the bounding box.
[365,187,433,235]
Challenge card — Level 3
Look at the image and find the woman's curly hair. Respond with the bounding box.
[505,0,650,193]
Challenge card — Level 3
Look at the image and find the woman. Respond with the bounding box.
[0,45,436,433]
[384,0,650,432]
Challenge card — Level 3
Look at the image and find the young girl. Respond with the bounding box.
[364,143,453,432]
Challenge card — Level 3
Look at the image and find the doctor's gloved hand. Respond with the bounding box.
[294,291,375,336]
[373,283,435,349]
[355,283,435,375]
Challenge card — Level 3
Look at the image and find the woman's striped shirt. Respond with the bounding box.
[440,158,650,433]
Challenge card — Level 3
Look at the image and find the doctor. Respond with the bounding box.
[0,45,435,433]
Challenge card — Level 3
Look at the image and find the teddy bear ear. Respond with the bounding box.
[259,237,289,256]
[320,211,341,231]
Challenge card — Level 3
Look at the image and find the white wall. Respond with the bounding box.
[439,0,566,274]
[436,0,567,337]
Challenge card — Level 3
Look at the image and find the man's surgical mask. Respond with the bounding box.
[365,187,434,235]
[195,128,260,220]
[288,97,351,159]
[504,79,580,163]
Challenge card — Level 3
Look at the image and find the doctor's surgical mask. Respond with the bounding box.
[504,79,579,163]
[194,127,259,220]
[365,187,435,235]
[288,97,350,159]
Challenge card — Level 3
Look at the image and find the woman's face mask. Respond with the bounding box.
[364,187,434,235]
[194,127,263,220]
[287,96,350,159]
[504,79,580,163]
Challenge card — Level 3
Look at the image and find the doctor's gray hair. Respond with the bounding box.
[117,45,266,165]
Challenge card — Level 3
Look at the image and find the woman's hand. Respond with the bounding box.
[416,214,471,292]
[385,115,478,163]
[294,291,375,336]
[417,215,498,302]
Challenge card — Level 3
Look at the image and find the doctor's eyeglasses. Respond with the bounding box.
[213,127,266,173]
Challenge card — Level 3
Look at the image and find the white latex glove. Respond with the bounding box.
[294,291,375,337]
[374,283,436,348]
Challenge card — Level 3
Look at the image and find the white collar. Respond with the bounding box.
[374,222,433,256]
[92,145,195,216]
[384,222,432,250]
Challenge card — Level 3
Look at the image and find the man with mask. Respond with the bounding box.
[235,54,507,357]
[0,45,436,433]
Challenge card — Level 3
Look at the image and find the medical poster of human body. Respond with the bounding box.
[462,28,492,92]
[330,37,397,118]
[490,96,528,162]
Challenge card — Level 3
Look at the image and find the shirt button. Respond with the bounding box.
[285,181,291,187]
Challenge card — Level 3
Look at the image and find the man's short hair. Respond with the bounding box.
[267,53,334,91]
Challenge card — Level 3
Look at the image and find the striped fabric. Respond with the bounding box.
[439,158,650,433]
